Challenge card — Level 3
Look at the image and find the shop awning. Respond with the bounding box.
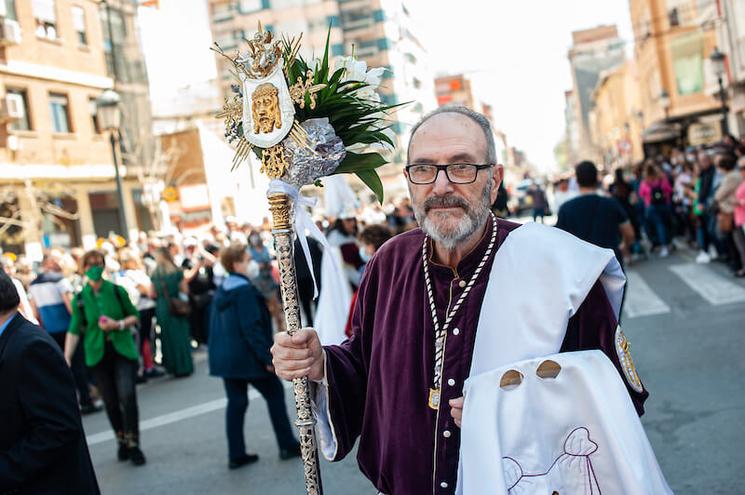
[642,121,683,143]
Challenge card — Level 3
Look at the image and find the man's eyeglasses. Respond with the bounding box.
[405,163,494,185]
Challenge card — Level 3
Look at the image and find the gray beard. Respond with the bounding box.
[413,183,492,250]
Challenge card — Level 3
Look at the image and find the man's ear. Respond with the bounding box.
[491,165,504,204]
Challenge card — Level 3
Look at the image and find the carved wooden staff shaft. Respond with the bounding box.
[268,192,324,495]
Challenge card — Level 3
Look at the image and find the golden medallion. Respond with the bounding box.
[428,388,442,410]
[614,326,644,393]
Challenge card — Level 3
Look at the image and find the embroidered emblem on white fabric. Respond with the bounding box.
[614,325,644,393]
[503,427,602,494]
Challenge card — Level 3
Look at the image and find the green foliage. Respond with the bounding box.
[354,169,385,204]
[278,28,405,203]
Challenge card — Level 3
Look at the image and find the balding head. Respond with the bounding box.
[407,106,497,165]
[404,106,503,251]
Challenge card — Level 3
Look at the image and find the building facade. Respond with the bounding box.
[434,73,476,109]
[433,74,514,167]
[0,0,154,258]
[588,60,644,168]
[629,0,724,154]
[720,0,745,135]
[102,0,156,185]
[562,89,581,167]
[566,25,626,164]
[206,0,436,201]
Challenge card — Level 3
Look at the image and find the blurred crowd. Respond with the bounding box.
[2,133,744,471]
[0,194,420,469]
[551,134,745,276]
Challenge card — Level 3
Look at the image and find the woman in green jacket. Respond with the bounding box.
[64,250,145,466]
[151,247,194,377]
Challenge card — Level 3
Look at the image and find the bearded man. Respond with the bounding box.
[271,106,647,494]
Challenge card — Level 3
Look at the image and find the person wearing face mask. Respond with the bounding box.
[63,250,145,466]
[208,243,301,469]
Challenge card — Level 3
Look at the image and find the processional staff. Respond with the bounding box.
[215,25,399,494]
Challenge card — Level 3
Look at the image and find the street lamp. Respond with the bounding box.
[95,89,130,239]
[659,90,671,121]
[709,47,729,136]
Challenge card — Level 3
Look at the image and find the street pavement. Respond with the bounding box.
[85,244,745,494]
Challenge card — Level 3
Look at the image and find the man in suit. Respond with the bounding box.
[0,270,100,494]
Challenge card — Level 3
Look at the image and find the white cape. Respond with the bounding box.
[469,222,625,377]
[457,351,673,494]
[313,247,352,345]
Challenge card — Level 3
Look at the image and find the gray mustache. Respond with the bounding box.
[423,195,469,213]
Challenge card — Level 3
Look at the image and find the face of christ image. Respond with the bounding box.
[252,83,282,134]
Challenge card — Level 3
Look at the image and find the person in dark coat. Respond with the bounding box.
[0,270,100,494]
[208,243,301,470]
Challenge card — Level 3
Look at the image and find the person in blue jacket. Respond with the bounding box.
[208,243,301,469]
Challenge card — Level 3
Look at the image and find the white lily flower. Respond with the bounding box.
[356,86,381,103]
[365,67,386,90]
[333,56,383,91]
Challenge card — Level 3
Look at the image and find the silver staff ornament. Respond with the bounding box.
[215,25,402,494]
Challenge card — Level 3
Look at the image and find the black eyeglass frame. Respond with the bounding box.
[404,163,495,185]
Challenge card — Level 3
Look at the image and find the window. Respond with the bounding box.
[270,0,305,8]
[6,89,31,131]
[327,15,340,28]
[354,38,388,56]
[2,0,18,21]
[670,32,704,95]
[734,0,745,74]
[214,31,238,50]
[49,93,71,133]
[237,0,263,14]
[341,8,374,31]
[331,43,345,56]
[89,98,100,134]
[343,9,371,23]
[72,6,87,46]
[32,0,58,41]
[306,17,327,32]
[100,6,129,80]
[212,1,234,21]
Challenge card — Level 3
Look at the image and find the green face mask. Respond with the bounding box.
[85,265,104,281]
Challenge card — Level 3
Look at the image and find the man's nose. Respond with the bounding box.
[431,168,455,195]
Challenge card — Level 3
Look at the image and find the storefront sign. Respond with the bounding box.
[688,121,721,146]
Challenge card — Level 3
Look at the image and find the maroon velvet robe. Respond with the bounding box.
[321,219,648,494]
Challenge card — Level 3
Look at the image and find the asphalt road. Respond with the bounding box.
[85,247,745,494]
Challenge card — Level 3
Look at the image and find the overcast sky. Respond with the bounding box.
[140,0,634,172]
[408,0,634,171]
[138,0,217,99]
